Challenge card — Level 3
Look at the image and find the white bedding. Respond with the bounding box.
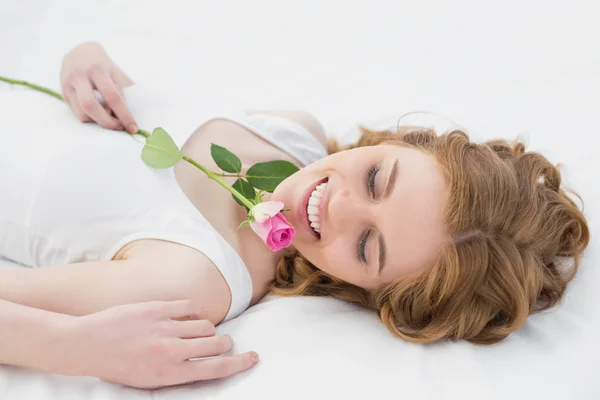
[1,1,599,399]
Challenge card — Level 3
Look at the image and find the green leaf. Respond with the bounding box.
[211,143,242,173]
[141,127,182,169]
[246,160,299,192]
[232,178,256,210]
[237,220,250,231]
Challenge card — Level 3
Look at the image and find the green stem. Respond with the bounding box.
[0,76,64,100]
[0,75,253,210]
[136,129,151,138]
[182,156,255,210]
[0,75,152,138]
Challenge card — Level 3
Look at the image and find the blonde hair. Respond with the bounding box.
[271,125,590,344]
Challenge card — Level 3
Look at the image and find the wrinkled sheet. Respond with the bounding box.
[1,1,599,399]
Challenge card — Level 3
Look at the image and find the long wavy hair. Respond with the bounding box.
[271,125,590,345]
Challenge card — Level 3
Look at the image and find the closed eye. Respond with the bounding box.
[356,229,371,264]
[356,164,379,265]
[367,164,379,199]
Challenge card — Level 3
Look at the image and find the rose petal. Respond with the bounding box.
[249,211,295,252]
[279,230,294,247]
[251,201,285,223]
[270,213,293,230]
[270,214,295,249]
[249,218,273,244]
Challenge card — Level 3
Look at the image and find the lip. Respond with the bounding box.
[297,177,328,240]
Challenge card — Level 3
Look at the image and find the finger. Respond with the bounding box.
[174,319,216,339]
[183,352,259,382]
[166,299,205,320]
[61,83,72,106]
[180,335,232,359]
[91,69,137,133]
[63,91,71,107]
[65,87,92,122]
[73,78,122,130]
[103,102,117,118]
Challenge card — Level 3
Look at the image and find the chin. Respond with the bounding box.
[288,242,314,264]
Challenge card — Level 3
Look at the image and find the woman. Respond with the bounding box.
[0,42,590,388]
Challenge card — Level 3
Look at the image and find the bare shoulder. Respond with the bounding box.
[114,239,232,324]
[247,110,328,149]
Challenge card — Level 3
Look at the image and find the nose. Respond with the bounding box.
[328,187,372,233]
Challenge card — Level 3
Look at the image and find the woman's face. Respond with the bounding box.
[271,143,448,290]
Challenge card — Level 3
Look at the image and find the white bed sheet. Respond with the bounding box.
[1,1,599,399]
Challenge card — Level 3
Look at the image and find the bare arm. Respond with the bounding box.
[0,297,73,369]
[0,297,257,388]
[0,240,232,325]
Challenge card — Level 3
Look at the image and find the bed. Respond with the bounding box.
[1,1,599,399]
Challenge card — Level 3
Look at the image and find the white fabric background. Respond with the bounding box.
[1,1,599,399]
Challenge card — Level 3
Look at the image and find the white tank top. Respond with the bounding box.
[0,87,327,321]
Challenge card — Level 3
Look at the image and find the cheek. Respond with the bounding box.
[302,238,359,283]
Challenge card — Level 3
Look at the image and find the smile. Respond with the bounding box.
[306,182,327,234]
[298,177,328,240]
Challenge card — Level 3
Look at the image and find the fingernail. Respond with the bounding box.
[129,124,138,133]
[251,353,259,363]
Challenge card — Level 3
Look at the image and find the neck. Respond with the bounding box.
[175,161,289,303]
[235,191,301,303]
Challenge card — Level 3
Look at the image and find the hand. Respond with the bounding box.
[60,42,138,133]
[56,300,258,389]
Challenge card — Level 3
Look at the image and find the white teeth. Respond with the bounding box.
[306,181,327,236]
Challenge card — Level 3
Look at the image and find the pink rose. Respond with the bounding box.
[249,201,296,251]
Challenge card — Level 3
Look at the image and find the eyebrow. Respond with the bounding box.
[377,158,398,275]
[383,158,398,200]
[377,232,387,275]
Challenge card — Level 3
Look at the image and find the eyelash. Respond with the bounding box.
[356,230,371,264]
[367,164,379,199]
[356,164,379,264]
